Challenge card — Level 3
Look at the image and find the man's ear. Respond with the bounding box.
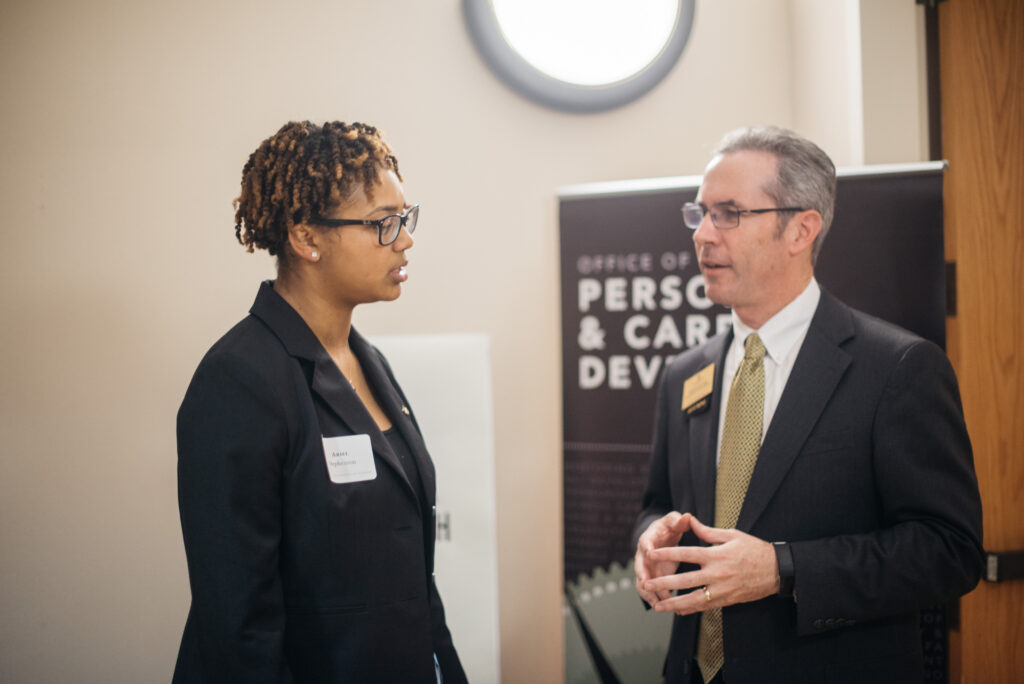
[287,223,322,263]
[788,209,822,258]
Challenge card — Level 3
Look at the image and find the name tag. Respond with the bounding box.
[682,363,715,415]
[322,434,376,484]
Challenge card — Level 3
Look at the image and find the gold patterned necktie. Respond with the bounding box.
[696,333,766,683]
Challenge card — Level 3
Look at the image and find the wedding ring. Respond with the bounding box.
[704,586,712,602]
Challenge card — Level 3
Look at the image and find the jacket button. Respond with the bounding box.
[813,619,824,630]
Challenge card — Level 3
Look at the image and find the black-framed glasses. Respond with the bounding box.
[313,204,419,245]
[681,202,804,230]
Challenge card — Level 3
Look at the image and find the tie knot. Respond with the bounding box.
[743,333,766,360]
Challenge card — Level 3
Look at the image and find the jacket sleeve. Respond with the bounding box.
[176,350,294,683]
[789,340,984,635]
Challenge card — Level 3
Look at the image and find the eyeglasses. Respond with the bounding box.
[313,204,419,246]
[681,202,804,230]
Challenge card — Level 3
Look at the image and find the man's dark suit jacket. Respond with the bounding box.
[634,289,983,684]
[173,281,467,684]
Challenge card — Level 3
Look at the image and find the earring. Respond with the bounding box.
[311,251,319,260]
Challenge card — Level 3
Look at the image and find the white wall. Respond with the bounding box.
[0,1,924,682]
[859,0,930,163]
[791,0,929,166]
[791,0,866,165]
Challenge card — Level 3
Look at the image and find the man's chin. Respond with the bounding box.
[702,283,731,308]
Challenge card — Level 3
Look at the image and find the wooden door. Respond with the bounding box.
[939,0,1024,681]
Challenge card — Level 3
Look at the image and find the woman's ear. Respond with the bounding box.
[287,223,322,263]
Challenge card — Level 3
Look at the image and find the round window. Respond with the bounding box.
[463,0,696,113]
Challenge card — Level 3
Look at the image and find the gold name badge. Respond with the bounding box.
[681,363,715,415]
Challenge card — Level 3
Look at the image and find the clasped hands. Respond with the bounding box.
[634,511,780,615]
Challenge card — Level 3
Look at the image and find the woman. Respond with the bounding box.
[173,121,468,684]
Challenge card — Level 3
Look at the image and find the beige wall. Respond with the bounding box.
[0,1,924,682]
[859,0,930,164]
[791,0,866,165]
[792,0,929,166]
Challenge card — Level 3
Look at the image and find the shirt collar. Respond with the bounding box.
[730,278,820,364]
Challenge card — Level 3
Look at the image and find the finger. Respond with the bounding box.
[634,558,651,585]
[662,511,684,526]
[635,576,667,605]
[636,585,658,605]
[649,512,681,535]
[667,511,693,534]
[636,564,675,603]
[651,590,706,616]
[655,581,736,616]
[639,586,664,604]
[643,569,705,595]
[634,553,662,603]
[639,534,665,555]
[647,581,675,603]
[634,567,651,597]
[647,544,710,566]
[649,514,683,544]
[690,516,734,545]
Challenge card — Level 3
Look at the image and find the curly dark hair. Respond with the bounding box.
[234,121,401,260]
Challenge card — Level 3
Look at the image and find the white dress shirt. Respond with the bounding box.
[716,279,821,464]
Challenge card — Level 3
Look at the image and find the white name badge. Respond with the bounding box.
[321,434,377,484]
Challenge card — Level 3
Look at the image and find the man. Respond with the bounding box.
[633,126,983,684]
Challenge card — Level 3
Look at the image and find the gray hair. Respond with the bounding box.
[712,126,837,263]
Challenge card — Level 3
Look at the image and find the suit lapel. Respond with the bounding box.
[689,331,732,526]
[736,291,855,532]
[350,329,435,510]
[248,281,420,504]
[350,331,438,566]
[308,354,418,502]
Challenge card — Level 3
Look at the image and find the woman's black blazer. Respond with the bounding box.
[173,281,467,684]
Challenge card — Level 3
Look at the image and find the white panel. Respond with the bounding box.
[370,333,501,684]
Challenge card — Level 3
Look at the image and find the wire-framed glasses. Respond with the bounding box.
[313,204,419,245]
[681,202,804,230]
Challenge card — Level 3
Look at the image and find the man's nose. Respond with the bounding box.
[692,212,718,246]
